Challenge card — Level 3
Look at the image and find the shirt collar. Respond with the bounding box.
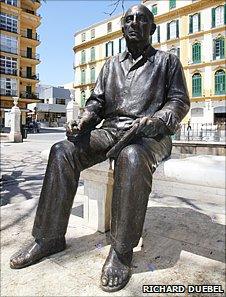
[119,45,157,63]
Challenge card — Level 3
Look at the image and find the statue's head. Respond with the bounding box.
[122,4,156,45]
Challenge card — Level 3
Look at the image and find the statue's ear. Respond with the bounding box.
[150,23,156,36]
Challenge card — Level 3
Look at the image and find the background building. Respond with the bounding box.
[73,0,225,127]
[0,0,41,128]
[28,84,74,127]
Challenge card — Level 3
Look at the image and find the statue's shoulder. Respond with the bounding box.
[155,49,181,66]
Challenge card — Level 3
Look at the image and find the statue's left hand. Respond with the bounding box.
[133,116,166,137]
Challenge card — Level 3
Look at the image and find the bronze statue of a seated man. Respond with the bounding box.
[10,4,190,292]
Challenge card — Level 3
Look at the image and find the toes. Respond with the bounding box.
[108,276,114,287]
[101,275,108,286]
[114,276,119,286]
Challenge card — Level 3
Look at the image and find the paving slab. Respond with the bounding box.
[1,196,225,297]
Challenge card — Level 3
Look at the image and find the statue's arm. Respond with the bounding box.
[78,60,110,132]
[151,54,190,135]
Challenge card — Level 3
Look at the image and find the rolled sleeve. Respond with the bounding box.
[153,54,190,134]
[84,59,110,121]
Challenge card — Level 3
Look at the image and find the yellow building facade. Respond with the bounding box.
[73,0,225,125]
[0,0,41,127]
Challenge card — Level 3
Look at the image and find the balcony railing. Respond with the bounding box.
[0,46,18,55]
[0,25,18,34]
[20,71,39,80]
[20,91,39,99]
[0,0,18,7]
[0,88,18,96]
[20,50,40,60]
[0,68,18,76]
[21,8,40,17]
[21,30,40,41]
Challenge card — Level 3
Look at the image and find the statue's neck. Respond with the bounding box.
[127,41,149,60]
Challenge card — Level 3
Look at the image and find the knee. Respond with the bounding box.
[117,145,143,167]
[50,140,74,158]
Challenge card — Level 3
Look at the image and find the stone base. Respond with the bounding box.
[8,132,22,143]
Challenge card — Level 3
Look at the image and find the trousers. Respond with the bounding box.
[32,127,172,253]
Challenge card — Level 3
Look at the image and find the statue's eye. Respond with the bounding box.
[139,15,148,22]
[125,16,133,23]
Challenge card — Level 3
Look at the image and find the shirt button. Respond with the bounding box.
[123,90,128,94]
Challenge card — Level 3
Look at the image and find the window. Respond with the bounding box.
[0,77,17,96]
[213,37,225,60]
[90,47,95,61]
[105,41,114,57]
[90,67,95,83]
[80,90,86,107]
[212,5,226,28]
[91,29,95,39]
[169,0,176,10]
[189,13,201,34]
[0,12,18,33]
[152,4,157,16]
[1,0,17,6]
[107,22,112,33]
[191,108,204,117]
[151,25,160,44]
[0,55,17,75]
[167,20,179,40]
[81,69,86,85]
[81,32,86,42]
[56,98,66,105]
[119,37,126,53]
[215,70,225,95]
[192,42,201,63]
[192,73,202,97]
[0,34,17,54]
[81,50,86,64]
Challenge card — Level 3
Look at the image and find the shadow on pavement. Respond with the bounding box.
[48,207,225,273]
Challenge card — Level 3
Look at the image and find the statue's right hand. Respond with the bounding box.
[77,112,94,132]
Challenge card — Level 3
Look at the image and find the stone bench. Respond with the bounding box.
[41,150,225,233]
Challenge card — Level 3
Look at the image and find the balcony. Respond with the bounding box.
[20,50,40,60]
[20,71,39,80]
[21,8,40,17]
[0,88,18,96]
[0,45,17,55]
[0,68,18,76]
[0,24,18,34]
[20,91,39,99]
[21,29,40,41]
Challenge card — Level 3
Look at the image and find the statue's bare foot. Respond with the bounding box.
[10,237,66,269]
[100,246,133,292]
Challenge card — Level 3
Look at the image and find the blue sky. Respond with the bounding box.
[37,0,139,86]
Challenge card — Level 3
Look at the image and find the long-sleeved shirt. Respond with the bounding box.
[85,45,190,134]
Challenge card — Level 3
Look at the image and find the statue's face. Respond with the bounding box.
[122,5,155,43]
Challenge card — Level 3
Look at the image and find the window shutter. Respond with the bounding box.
[157,26,160,43]
[211,8,215,28]
[176,20,179,38]
[198,13,201,31]
[220,38,224,58]
[119,38,121,53]
[111,41,114,56]
[189,15,193,34]
[105,43,108,57]
[224,4,226,25]
[177,48,180,58]
[213,39,216,60]
[167,23,170,40]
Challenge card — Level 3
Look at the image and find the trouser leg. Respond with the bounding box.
[110,135,172,253]
[32,140,80,239]
[32,128,117,240]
